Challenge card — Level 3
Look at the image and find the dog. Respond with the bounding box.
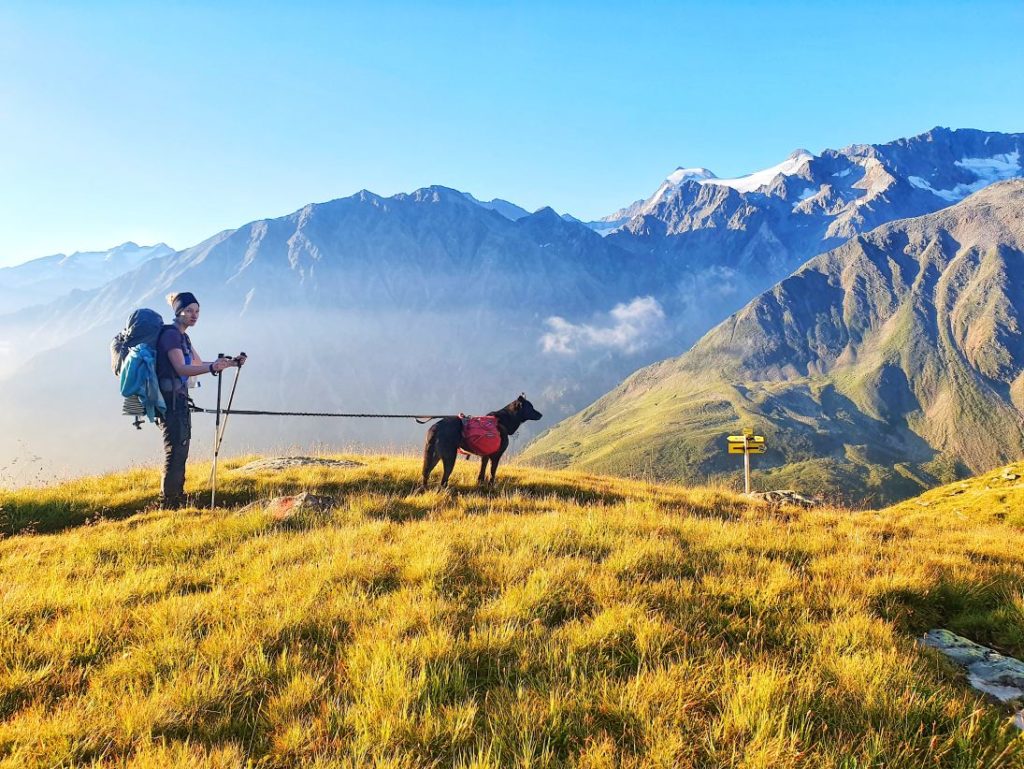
[421,394,543,489]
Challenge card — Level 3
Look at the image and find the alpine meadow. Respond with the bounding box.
[3,3,1024,766]
[1,456,1024,767]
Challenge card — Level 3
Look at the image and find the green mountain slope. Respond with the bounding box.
[523,180,1024,506]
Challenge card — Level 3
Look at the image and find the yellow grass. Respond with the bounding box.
[1,456,1023,767]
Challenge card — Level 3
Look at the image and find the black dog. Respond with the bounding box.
[421,395,543,489]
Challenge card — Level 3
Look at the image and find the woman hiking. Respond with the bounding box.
[156,292,243,508]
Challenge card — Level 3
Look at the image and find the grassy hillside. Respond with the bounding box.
[1,456,1023,767]
[520,367,936,507]
[523,181,1024,507]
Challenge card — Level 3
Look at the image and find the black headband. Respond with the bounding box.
[172,292,199,315]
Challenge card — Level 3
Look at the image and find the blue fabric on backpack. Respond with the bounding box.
[119,344,166,421]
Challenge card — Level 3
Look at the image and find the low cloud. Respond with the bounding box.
[541,296,666,355]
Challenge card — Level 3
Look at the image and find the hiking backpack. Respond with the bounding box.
[110,308,165,376]
[111,308,170,427]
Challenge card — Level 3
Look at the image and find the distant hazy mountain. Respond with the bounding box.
[462,193,531,221]
[0,187,671,484]
[524,180,1024,506]
[0,242,174,312]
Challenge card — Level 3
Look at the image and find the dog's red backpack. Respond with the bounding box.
[459,414,501,456]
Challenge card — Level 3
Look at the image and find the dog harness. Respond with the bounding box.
[459,414,501,456]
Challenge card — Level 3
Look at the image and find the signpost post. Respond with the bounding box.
[726,428,766,494]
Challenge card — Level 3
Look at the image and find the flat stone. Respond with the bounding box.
[749,489,822,508]
[231,456,362,474]
[923,629,991,665]
[921,629,1024,729]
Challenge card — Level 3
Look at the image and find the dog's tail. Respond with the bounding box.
[422,436,440,485]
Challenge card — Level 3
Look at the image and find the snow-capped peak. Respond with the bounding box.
[638,168,719,212]
[665,167,718,185]
[702,149,813,193]
[639,151,814,213]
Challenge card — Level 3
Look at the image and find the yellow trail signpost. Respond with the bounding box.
[728,444,766,454]
[726,428,766,494]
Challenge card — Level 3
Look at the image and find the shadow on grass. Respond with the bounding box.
[870,569,1024,658]
[416,477,628,507]
[652,495,751,522]
[0,472,413,537]
[149,687,270,760]
[495,479,627,506]
[0,497,154,538]
[1,469,631,538]
[540,699,646,762]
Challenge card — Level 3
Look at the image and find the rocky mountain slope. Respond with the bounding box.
[524,180,1024,506]
[592,127,1023,295]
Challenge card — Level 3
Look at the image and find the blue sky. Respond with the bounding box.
[1,0,1022,266]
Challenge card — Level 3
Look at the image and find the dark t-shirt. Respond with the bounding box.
[156,326,193,395]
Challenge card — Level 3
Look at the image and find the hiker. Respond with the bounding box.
[156,291,242,508]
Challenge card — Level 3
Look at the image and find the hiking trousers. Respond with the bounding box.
[160,391,191,506]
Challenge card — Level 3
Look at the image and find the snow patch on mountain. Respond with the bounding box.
[703,150,813,193]
[957,151,1021,179]
[791,186,820,211]
[908,176,965,202]
[910,151,1021,202]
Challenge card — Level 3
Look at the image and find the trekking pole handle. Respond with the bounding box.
[215,352,246,368]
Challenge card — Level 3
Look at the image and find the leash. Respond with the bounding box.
[189,404,448,424]
[191,355,449,508]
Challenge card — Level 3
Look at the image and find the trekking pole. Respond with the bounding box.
[214,354,245,458]
[210,354,224,509]
[209,353,246,510]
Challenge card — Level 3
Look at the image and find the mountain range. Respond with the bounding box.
[592,128,1023,302]
[524,180,1024,505]
[0,127,1021,494]
[0,189,667,483]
